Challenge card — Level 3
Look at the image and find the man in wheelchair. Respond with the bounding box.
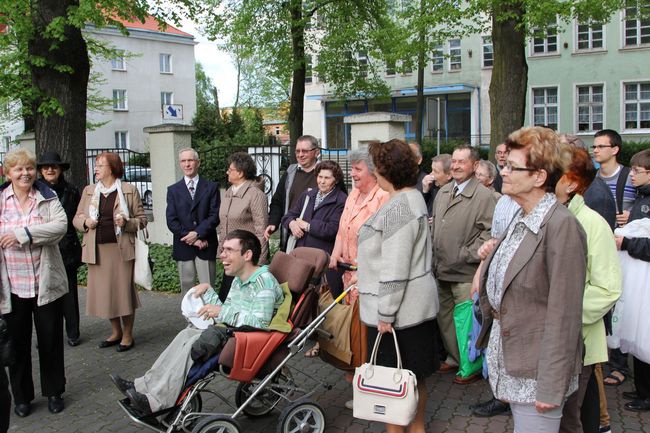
[110,229,284,414]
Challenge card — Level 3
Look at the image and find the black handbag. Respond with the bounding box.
[0,315,16,366]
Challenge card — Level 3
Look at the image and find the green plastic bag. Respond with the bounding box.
[454,300,483,378]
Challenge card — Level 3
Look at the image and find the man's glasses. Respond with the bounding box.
[503,162,537,172]
[295,148,318,155]
[221,247,242,255]
[631,168,650,175]
[591,145,613,150]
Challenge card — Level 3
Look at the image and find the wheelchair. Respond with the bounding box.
[118,247,352,433]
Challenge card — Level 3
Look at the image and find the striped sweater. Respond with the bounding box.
[357,188,439,329]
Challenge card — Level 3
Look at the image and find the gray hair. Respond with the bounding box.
[478,160,497,180]
[558,133,587,150]
[178,147,199,160]
[432,153,452,173]
[408,142,422,159]
[297,135,319,150]
[348,146,375,172]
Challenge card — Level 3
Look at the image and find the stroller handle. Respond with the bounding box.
[337,262,357,271]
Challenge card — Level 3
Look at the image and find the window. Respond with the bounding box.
[624,0,650,46]
[114,131,128,149]
[385,59,396,76]
[161,92,174,107]
[111,51,126,70]
[624,82,650,129]
[274,126,281,135]
[401,60,412,75]
[576,85,604,132]
[112,89,127,110]
[449,39,461,71]
[576,22,604,50]
[357,51,368,78]
[159,53,172,73]
[532,87,558,129]
[305,55,313,84]
[532,22,558,54]
[432,44,443,72]
[482,36,493,67]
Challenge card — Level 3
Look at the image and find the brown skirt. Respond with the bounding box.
[86,243,140,319]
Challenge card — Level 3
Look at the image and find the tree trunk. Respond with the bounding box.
[489,2,527,159]
[288,0,306,155]
[414,0,426,145]
[29,0,90,190]
[212,87,222,126]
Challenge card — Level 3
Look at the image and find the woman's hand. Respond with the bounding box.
[478,238,498,260]
[114,213,126,228]
[296,218,309,231]
[378,320,393,334]
[0,232,19,249]
[192,283,211,298]
[535,400,559,413]
[85,218,98,229]
[289,220,304,238]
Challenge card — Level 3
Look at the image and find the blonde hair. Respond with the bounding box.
[506,126,570,192]
[3,148,37,173]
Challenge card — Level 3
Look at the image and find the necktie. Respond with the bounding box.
[188,179,195,199]
[453,186,459,198]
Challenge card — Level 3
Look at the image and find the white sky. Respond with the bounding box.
[178,18,238,107]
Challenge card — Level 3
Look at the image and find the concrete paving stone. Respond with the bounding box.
[5,287,650,432]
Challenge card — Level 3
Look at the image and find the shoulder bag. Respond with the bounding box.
[134,228,153,290]
[286,195,310,254]
[353,329,418,426]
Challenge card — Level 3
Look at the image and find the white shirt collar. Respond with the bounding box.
[184,174,200,186]
[453,178,472,195]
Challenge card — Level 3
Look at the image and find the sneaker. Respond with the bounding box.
[598,426,611,433]
[344,399,354,410]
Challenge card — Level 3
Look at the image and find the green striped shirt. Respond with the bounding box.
[203,265,283,329]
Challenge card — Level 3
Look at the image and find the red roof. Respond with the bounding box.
[113,15,193,38]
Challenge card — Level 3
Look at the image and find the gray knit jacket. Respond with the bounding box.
[357,188,439,329]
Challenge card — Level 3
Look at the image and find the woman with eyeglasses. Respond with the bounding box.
[476,127,588,433]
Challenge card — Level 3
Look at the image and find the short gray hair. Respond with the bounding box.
[178,147,199,160]
[348,146,375,172]
[432,153,452,173]
[478,160,497,180]
[297,135,319,150]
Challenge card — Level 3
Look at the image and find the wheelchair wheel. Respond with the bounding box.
[235,382,278,417]
[276,399,325,433]
[191,415,240,433]
[164,393,202,431]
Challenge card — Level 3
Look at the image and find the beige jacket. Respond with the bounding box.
[218,180,269,263]
[431,176,496,282]
[0,181,68,313]
[73,182,147,264]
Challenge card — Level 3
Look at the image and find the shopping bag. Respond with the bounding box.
[618,250,650,363]
[134,228,153,290]
[454,300,483,378]
[286,196,310,254]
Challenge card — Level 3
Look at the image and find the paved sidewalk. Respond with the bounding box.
[7,288,650,433]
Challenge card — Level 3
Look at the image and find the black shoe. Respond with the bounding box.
[98,339,121,348]
[117,340,135,352]
[67,337,81,347]
[126,388,152,414]
[48,396,64,414]
[624,398,650,412]
[110,373,134,397]
[472,398,511,417]
[14,403,31,417]
[623,391,640,400]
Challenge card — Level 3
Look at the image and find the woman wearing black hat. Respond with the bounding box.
[38,152,83,347]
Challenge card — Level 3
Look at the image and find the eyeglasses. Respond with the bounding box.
[631,168,650,175]
[591,145,613,150]
[502,162,537,173]
[221,247,242,255]
[295,148,318,155]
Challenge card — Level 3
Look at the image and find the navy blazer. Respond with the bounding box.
[281,187,347,254]
[166,177,221,261]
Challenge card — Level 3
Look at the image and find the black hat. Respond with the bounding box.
[37,151,70,171]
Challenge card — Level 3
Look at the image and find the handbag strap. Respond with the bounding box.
[137,227,149,242]
[368,329,403,370]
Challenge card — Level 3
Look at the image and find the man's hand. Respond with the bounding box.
[616,210,630,227]
[181,231,199,245]
[85,218,98,229]
[615,236,624,250]
[478,238,498,260]
[197,304,221,320]
[264,225,276,240]
[192,283,212,298]
[289,220,305,238]
[421,174,435,193]
[378,320,393,334]
[0,232,19,249]
[535,401,559,413]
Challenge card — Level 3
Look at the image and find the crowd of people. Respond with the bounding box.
[0,127,648,433]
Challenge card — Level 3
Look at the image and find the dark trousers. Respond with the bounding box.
[609,347,629,374]
[634,356,650,399]
[0,367,10,433]
[62,267,80,340]
[5,295,66,404]
[560,364,600,433]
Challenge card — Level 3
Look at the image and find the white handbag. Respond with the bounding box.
[353,329,418,426]
[134,228,153,290]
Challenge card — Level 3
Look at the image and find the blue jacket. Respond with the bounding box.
[166,178,220,261]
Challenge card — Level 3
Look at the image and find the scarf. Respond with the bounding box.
[89,179,129,236]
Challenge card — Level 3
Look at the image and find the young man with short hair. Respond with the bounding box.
[110,230,284,414]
